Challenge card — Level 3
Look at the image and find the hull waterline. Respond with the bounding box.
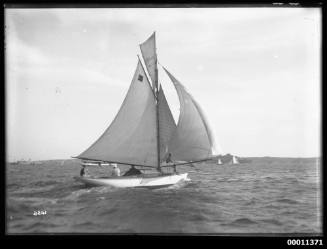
[74,173,190,188]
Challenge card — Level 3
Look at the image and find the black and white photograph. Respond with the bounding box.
[5,5,322,236]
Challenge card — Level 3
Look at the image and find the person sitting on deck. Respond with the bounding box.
[80,165,89,177]
[166,152,173,163]
[123,165,142,176]
[111,164,121,177]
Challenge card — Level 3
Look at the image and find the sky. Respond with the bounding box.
[5,7,321,161]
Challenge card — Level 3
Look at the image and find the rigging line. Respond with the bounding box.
[72,156,157,168]
[160,157,215,167]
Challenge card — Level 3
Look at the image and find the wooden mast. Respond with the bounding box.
[154,32,161,172]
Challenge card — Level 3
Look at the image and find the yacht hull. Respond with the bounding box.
[74,173,189,188]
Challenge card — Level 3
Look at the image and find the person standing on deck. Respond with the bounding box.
[111,164,121,177]
[166,153,172,163]
[80,165,89,177]
[166,152,177,173]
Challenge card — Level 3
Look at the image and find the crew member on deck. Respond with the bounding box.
[123,165,142,176]
[166,153,177,173]
[80,165,88,177]
[166,153,172,163]
[111,164,121,177]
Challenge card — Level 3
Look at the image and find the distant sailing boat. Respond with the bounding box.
[217,158,223,165]
[74,32,217,188]
[230,156,240,165]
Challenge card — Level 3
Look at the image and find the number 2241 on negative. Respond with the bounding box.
[33,210,47,216]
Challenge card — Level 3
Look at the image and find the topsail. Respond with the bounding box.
[140,32,158,90]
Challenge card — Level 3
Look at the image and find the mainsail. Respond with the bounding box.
[140,32,158,90]
[163,68,217,162]
[77,60,158,166]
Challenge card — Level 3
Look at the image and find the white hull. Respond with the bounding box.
[81,162,110,167]
[74,173,190,188]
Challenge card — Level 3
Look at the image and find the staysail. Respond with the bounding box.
[77,60,158,166]
[158,86,177,162]
[140,32,158,90]
[163,67,217,161]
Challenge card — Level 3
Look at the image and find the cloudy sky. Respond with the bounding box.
[5,7,321,161]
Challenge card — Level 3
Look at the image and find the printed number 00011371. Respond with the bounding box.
[287,239,323,246]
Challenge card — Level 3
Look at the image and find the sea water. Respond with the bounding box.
[6,158,321,234]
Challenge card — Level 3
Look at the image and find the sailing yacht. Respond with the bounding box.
[217,158,223,165]
[74,32,217,188]
[230,156,240,165]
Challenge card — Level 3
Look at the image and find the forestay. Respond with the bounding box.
[77,60,158,166]
[163,68,217,161]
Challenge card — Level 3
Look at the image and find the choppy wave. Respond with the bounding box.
[6,158,321,234]
[276,198,299,205]
[259,218,283,226]
[230,218,258,226]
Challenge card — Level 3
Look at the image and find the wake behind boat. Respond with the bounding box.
[73,32,218,188]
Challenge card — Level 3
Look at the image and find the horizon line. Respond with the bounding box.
[6,155,321,162]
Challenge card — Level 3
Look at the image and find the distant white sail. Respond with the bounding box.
[217,158,222,165]
[232,156,239,164]
[158,86,177,162]
[229,156,239,164]
[163,68,217,161]
[77,60,158,166]
[140,32,157,90]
